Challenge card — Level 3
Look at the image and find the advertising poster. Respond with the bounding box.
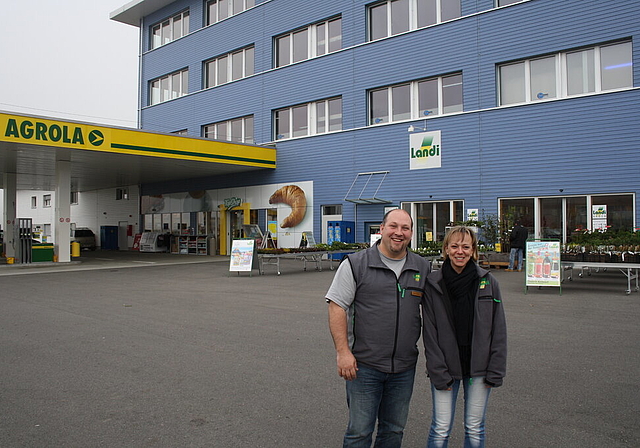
[525,241,561,287]
[592,205,607,231]
[229,239,256,272]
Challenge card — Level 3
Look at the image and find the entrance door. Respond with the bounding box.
[226,209,244,254]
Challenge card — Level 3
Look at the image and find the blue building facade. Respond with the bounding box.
[113,0,640,251]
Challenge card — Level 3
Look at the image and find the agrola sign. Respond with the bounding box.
[3,117,105,147]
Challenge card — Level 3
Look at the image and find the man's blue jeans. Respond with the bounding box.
[343,365,416,448]
[508,248,523,270]
[427,377,491,448]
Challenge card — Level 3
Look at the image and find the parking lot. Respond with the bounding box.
[1,251,639,447]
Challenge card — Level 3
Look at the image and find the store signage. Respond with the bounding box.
[3,118,104,147]
[224,197,242,209]
[525,241,561,288]
[592,205,607,231]
[409,131,441,170]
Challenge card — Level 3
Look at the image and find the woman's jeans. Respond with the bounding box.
[343,365,416,448]
[427,377,491,448]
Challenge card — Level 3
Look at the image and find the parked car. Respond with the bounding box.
[73,228,97,251]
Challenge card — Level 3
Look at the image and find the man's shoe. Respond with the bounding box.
[505,269,514,272]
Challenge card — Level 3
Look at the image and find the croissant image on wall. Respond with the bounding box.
[269,185,307,228]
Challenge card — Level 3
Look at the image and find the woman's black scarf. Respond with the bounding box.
[442,257,479,376]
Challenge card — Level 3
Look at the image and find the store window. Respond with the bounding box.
[500,193,633,244]
[275,17,342,68]
[369,73,462,125]
[203,115,254,143]
[150,10,189,50]
[499,40,632,105]
[149,68,189,105]
[368,0,461,41]
[204,46,254,88]
[275,97,342,139]
[206,0,255,26]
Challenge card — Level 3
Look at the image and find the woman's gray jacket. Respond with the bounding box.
[422,264,507,390]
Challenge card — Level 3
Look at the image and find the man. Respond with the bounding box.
[507,220,528,271]
[326,209,431,447]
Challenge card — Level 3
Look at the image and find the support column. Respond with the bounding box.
[3,173,17,260]
[54,159,71,262]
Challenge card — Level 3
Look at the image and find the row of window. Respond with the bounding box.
[30,191,128,209]
[147,1,533,105]
[151,0,524,51]
[167,39,632,142]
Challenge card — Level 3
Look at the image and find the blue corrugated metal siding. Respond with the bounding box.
[137,0,640,242]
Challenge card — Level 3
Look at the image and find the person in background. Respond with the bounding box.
[506,220,528,272]
[326,209,431,448]
[422,226,507,448]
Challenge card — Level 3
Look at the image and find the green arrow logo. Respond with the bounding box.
[89,130,104,146]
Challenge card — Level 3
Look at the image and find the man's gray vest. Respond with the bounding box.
[347,244,430,373]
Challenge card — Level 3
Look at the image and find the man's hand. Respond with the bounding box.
[336,350,358,380]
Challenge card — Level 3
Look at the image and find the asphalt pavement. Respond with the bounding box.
[1,250,639,447]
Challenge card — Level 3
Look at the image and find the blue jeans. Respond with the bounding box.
[343,365,416,448]
[508,248,523,270]
[427,377,491,448]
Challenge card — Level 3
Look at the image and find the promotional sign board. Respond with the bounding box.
[592,205,607,231]
[229,239,256,272]
[525,240,561,288]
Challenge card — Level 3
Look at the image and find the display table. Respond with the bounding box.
[561,261,640,295]
[257,250,354,275]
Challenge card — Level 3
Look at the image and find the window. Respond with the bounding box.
[369,73,462,125]
[172,129,188,135]
[274,97,342,139]
[70,192,78,205]
[31,196,37,208]
[43,194,51,208]
[369,0,461,41]
[407,200,464,246]
[116,188,129,200]
[275,17,342,67]
[150,10,189,50]
[149,68,189,105]
[203,115,254,144]
[204,46,254,88]
[206,0,255,25]
[499,41,632,106]
[500,193,634,244]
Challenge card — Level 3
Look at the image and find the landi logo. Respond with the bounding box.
[409,130,442,170]
[3,118,105,147]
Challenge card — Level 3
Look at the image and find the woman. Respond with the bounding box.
[422,226,507,448]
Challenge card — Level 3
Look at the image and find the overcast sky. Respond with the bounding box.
[0,0,140,128]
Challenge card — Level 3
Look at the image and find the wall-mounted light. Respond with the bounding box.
[407,125,427,133]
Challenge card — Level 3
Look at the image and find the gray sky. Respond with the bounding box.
[0,0,139,128]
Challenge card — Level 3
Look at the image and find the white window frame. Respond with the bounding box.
[206,0,255,26]
[368,0,461,41]
[203,115,254,144]
[275,17,342,68]
[369,73,463,125]
[274,97,342,140]
[498,40,633,106]
[150,10,190,50]
[43,194,51,208]
[204,46,254,88]
[149,68,189,105]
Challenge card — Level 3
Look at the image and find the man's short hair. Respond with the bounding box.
[381,208,413,229]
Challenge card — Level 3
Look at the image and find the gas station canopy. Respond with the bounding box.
[0,111,276,192]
